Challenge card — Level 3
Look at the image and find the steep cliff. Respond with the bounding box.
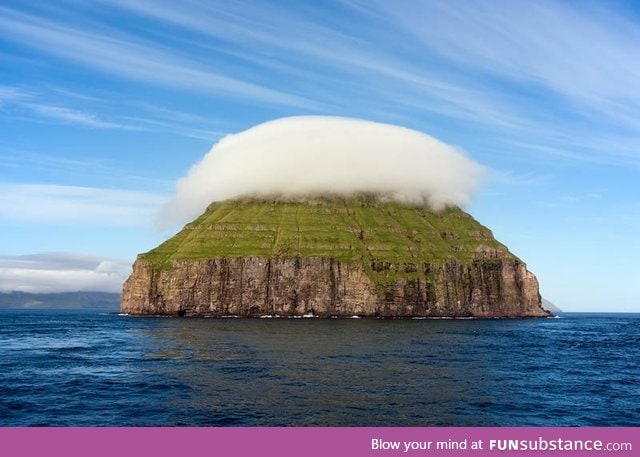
[121,196,549,317]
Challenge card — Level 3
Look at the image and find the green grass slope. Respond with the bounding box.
[142,196,510,272]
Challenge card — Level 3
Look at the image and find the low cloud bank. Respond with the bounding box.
[158,116,484,228]
[0,253,131,293]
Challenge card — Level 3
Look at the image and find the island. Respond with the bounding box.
[121,195,549,318]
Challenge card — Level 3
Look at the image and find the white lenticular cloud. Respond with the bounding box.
[158,116,485,228]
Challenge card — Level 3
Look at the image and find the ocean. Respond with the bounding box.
[0,310,638,426]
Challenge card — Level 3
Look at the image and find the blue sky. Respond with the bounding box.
[1,0,639,311]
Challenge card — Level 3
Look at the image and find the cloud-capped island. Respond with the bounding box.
[122,116,549,318]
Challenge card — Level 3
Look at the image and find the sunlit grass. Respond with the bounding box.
[141,195,509,274]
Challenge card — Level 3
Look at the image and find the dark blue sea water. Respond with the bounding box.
[0,310,638,426]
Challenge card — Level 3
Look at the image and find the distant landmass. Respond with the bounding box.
[122,195,549,318]
[542,298,562,313]
[0,291,120,310]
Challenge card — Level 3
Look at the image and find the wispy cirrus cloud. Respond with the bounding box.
[0,85,32,103]
[0,84,227,139]
[96,0,640,166]
[92,0,547,155]
[0,6,316,109]
[120,102,229,140]
[373,0,640,129]
[22,103,134,129]
[0,183,166,227]
[2,0,640,169]
[0,84,134,130]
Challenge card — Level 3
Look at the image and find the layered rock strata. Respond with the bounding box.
[123,236,546,317]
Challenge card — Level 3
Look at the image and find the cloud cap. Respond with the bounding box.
[158,116,485,228]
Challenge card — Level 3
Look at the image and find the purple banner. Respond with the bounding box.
[1,427,637,457]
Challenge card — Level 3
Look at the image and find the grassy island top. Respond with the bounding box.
[141,195,510,269]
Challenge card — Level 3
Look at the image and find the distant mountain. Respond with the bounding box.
[0,291,120,310]
[542,298,562,313]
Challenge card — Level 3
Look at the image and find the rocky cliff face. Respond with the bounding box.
[121,251,547,318]
[121,197,548,318]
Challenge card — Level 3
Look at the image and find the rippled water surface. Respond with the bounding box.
[0,310,638,426]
